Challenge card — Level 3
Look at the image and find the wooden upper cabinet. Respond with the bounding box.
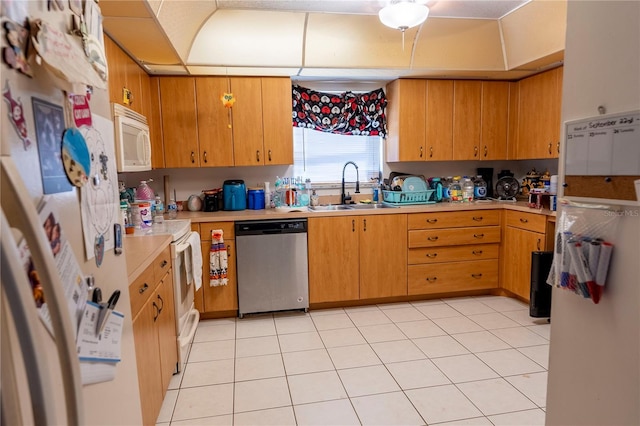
[261,77,293,165]
[385,79,427,162]
[104,35,145,114]
[231,77,265,166]
[453,80,482,160]
[195,77,234,167]
[481,81,509,160]
[517,67,562,159]
[426,80,453,161]
[148,77,165,169]
[507,81,520,160]
[159,77,199,168]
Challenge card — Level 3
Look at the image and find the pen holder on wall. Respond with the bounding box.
[546,199,620,304]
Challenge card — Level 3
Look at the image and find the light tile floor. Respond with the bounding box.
[157,295,550,425]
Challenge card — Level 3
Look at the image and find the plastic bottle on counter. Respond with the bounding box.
[154,196,165,223]
[167,199,178,219]
[441,177,451,202]
[473,175,488,200]
[135,180,154,201]
[449,176,463,202]
[462,176,474,202]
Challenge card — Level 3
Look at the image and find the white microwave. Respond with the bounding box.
[112,103,152,172]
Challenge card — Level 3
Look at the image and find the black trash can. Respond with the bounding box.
[530,251,553,317]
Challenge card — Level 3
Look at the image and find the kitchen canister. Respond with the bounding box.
[248,188,265,210]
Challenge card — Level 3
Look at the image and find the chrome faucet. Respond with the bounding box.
[341,161,360,204]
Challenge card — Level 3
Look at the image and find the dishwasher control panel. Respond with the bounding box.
[235,219,308,236]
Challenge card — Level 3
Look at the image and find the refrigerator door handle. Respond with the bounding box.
[1,157,84,425]
[1,210,58,425]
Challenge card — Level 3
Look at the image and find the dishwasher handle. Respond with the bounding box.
[262,229,283,235]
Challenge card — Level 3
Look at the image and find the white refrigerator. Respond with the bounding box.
[1,3,142,425]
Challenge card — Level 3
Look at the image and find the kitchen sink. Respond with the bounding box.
[347,203,397,210]
[308,203,397,212]
[308,205,354,211]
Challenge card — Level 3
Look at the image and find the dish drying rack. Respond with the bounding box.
[382,189,436,205]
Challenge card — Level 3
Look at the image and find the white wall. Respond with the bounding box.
[546,2,640,425]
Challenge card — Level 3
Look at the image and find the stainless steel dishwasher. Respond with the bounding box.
[235,219,309,318]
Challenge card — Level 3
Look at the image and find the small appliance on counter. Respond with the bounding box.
[203,189,223,212]
[223,179,247,211]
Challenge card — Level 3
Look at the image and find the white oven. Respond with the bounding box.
[135,219,200,372]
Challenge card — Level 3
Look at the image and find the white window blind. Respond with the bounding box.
[292,127,382,184]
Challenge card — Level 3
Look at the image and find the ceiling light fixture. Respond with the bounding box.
[379,0,429,49]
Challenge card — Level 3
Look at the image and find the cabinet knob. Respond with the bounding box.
[484,145,488,157]
[203,151,208,163]
[152,301,159,322]
[548,143,552,155]
[473,233,484,239]
[157,294,164,313]
[474,146,478,157]
[425,253,438,258]
[537,238,541,251]
[427,236,439,241]
[425,277,438,282]
[191,151,195,163]
[227,244,232,257]
[268,150,272,162]
[160,260,168,268]
[557,142,560,154]
[429,146,433,158]
[420,146,423,158]
[471,273,483,279]
[352,219,355,232]
[472,216,483,221]
[256,150,260,162]
[472,250,483,255]
[520,218,528,223]
[139,283,149,294]
[426,218,438,224]
[363,219,367,232]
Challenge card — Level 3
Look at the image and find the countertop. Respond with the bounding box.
[124,234,172,282]
[173,200,556,223]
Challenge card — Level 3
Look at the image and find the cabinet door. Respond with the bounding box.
[552,66,563,158]
[201,240,238,312]
[308,217,359,303]
[148,77,165,169]
[517,69,559,159]
[124,58,144,115]
[502,226,545,300]
[160,77,199,167]
[262,77,293,165]
[385,79,426,162]
[231,77,265,166]
[481,81,509,160]
[132,300,163,426]
[195,77,234,167]
[156,273,177,391]
[453,80,482,160]
[426,80,453,161]
[104,35,125,106]
[359,214,407,299]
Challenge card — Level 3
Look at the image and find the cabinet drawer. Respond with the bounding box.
[408,260,498,295]
[153,246,172,283]
[129,263,159,317]
[200,222,235,241]
[505,210,546,233]
[408,244,499,265]
[409,226,500,248]
[408,210,500,230]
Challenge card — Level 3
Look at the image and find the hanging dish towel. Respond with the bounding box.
[186,231,202,291]
[210,229,228,286]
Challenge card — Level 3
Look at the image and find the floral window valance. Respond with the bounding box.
[292,85,387,137]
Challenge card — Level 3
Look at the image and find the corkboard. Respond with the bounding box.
[563,175,640,201]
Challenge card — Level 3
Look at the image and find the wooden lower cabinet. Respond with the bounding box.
[502,226,546,300]
[193,222,238,314]
[407,210,500,296]
[409,259,499,295]
[130,248,177,426]
[308,214,407,303]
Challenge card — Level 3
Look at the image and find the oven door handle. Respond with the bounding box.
[178,308,200,349]
[175,241,190,254]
